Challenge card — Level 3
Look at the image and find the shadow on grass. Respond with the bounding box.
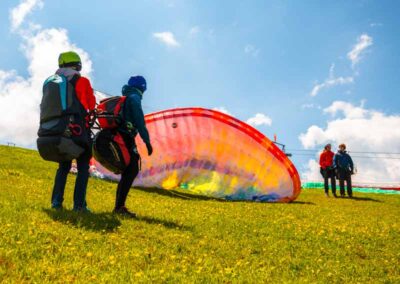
[134,187,317,205]
[136,215,192,231]
[44,208,192,232]
[43,208,121,232]
[348,196,382,202]
[288,201,316,205]
[134,186,224,202]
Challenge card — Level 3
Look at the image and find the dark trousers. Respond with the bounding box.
[338,169,352,197]
[115,152,140,209]
[322,168,336,194]
[51,148,91,209]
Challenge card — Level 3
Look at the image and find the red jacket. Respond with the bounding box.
[319,150,334,169]
[75,77,96,112]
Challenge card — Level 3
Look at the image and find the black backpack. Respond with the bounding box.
[37,74,89,162]
[92,129,131,174]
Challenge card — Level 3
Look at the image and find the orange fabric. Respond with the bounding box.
[94,107,302,202]
[319,150,334,169]
[75,77,96,112]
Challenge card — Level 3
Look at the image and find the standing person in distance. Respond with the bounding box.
[51,51,96,211]
[319,144,337,197]
[334,144,354,198]
[113,75,153,217]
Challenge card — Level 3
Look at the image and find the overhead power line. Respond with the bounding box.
[291,153,400,160]
[287,149,400,155]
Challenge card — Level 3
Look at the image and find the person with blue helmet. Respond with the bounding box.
[113,75,153,217]
[334,143,354,198]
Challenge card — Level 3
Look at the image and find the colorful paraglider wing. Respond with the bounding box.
[96,108,300,202]
[94,108,301,202]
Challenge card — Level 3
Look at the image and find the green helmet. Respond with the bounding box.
[58,51,82,71]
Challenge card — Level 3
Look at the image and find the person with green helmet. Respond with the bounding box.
[50,51,96,212]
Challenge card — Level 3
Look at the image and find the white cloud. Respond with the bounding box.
[310,64,353,97]
[246,113,272,127]
[347,34,373,67]
[244,44,260,57]
[153,31,180,47]
[310,34,373,97]
[301,103,321,110]
[370,22,383,27]
[189,26,200,36]
[310,77,354,97]
[10,0,43,31]
[301,159,322,182]
[299,101,400,184]
[0,2,93,147]
[213,107,232,116]
[165,0,175,7]
[324,101,367,119]
[299,125,327,149]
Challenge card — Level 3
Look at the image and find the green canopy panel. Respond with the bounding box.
[302,182,400,195]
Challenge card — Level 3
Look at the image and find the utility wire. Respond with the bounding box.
[94,89,400,158]
[287,149,400,155]
[291,153,400,160]
[94,89,160,113]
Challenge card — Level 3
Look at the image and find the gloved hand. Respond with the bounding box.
[146,142,153,156]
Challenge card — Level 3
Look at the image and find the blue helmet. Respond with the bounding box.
[128,75,147,93]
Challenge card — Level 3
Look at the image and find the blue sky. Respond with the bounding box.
[1,0,399,183]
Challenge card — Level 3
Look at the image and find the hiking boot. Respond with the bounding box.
[325,192,329,197]
[333,193,338,198]
[74,207,91,213]
[52,205,63,211]
[113,206,137,218]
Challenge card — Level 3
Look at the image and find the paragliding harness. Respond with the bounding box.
[37,74,89,162]
[96,96,127,129]
[91,95,140,174]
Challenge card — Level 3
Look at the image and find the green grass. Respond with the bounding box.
[0,145,399,283]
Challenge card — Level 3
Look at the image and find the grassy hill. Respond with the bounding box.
[0,145,399,283]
